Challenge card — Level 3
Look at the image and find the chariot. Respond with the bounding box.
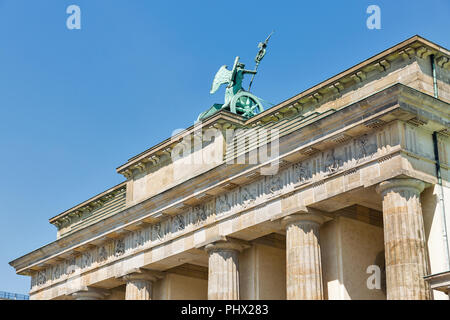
[197,33,273,121]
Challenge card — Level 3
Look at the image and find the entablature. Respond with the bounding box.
[10,83,449,279]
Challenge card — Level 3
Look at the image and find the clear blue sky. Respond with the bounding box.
[0,0,449,295]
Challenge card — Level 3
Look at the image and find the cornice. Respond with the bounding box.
[397,87,450,126]
[245,35,449,125]
[48,182,127,231]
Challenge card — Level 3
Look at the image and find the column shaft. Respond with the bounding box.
[208,250,239,300]
[205,240,247,300]
[377,178,431,300]
[284,214,324,300]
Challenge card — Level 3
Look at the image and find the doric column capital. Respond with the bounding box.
[376,178,426,197]
[281,211,325,229]
[205,238,250,254]
[119,269,161,300]
[71,287,110,300]
[117,268,164,283]
[206,238,244,300]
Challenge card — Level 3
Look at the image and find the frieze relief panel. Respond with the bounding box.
[115,239,125,257]
[98,245,108,263]
[81,251,94,269]
[67,257,77,275]
[32,123,433,291]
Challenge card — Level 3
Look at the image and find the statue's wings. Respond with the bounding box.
[210,65,232,94]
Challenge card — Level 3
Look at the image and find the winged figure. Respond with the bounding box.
[197,33,273,121]
[210,65,233,94]
[210,56,256,107]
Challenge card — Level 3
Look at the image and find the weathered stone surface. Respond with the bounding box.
[283,213,325,300]
[376,178,432,300]
[71,287,110,300]
[118,269,163,300]
[125,279,152,300]
[205,240,248,300]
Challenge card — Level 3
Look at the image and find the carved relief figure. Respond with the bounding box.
[37,270,46,286]
[325,150,342,174]
[358,134,368,159]
[134,230,145,248]
[294,162,311,184]
[356,134,377,161]
[115,239,125,256]
[52,265,61,281]
[194,206,207,225]
[217,194,231,214]
[174,214,185,231]
[266,175,283,195]
[205,201,214,217]
[98,246,108,262]
[67,257,76,275]
[82,252,93,269]
[154,222,163,241]
[241,186,256,208]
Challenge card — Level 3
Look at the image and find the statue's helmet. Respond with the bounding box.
[237,62,246,69]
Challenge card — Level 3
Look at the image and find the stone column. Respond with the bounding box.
[205,239,248,300]
[124,275,153,300]
[282,212,325,300]
[120,269,162,300]
[71,287,110,300]
[376,178,432,300]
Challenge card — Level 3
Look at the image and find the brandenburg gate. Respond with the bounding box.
[9,35,450,300]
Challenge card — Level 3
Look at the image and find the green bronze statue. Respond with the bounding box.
[197,32,273,121]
